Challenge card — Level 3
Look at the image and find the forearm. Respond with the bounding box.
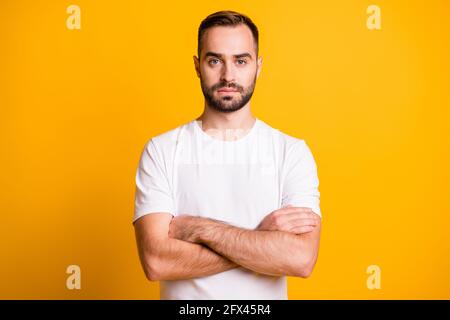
[148,237,238,281]
[193,218,310,277]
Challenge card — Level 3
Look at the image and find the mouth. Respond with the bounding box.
[217,88,239,93]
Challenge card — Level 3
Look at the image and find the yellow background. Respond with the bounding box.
[1,0,449,299]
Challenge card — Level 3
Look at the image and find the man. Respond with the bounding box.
[133,10,322,300]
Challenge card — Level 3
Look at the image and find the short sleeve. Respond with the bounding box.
[133,139,175,224]
[281,140,322,218]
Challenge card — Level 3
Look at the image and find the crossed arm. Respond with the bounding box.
[134,206,321,281]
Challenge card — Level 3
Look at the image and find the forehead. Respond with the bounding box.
[201,24,256,57]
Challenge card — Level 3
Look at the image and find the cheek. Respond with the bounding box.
[201,69,219,85]
[244,70,257,86]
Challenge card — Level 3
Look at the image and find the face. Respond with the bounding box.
[194,24,263,113]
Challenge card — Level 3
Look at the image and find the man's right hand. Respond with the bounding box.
[256,205,321,235]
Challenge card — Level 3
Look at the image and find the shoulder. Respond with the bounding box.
[258,119,311,157]
[146,120,193,148]
[140,120,193,160]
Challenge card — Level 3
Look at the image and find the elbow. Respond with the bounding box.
[145,269,160,282]
[297,264,314,279]
[143,255,164,282]
[293,254,318,279]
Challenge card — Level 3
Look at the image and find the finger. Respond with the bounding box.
[273,211,300,226]
[293,212,321,221]
[293,212,320,221]
[281,219,317,232]
[280,206,314,215]
[276,211,320,224]
[287,218,318,228]
[289,225,315,234]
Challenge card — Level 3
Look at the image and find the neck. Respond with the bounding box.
[196,103,256,131]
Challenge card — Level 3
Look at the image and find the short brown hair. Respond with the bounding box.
[197,10,259,58]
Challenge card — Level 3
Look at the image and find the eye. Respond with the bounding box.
[208,59,220,65]
[237,59,247,65]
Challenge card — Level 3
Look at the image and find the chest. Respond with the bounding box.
[174,162,280,229]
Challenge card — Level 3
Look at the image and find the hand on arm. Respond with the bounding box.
[256,205,320,234]
[169,206,321,278]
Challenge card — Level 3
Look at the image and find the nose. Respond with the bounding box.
[219,61,236,83]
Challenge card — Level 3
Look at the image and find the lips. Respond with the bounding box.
[217,88,239,92]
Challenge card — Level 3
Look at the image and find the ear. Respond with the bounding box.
[193,55,201,78]
[256,56,263,79]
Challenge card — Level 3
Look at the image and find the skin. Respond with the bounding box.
[193,24,263,140]
[135,207,321,280]
[168,207,321,277]
[134,23,322,281]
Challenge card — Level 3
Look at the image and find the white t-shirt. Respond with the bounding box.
[133,117,322,300]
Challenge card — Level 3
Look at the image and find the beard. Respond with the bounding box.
[200,74,257,113]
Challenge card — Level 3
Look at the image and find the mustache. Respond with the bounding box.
[211,82,243,92]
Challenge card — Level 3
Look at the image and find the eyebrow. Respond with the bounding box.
[204,52,253,60]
